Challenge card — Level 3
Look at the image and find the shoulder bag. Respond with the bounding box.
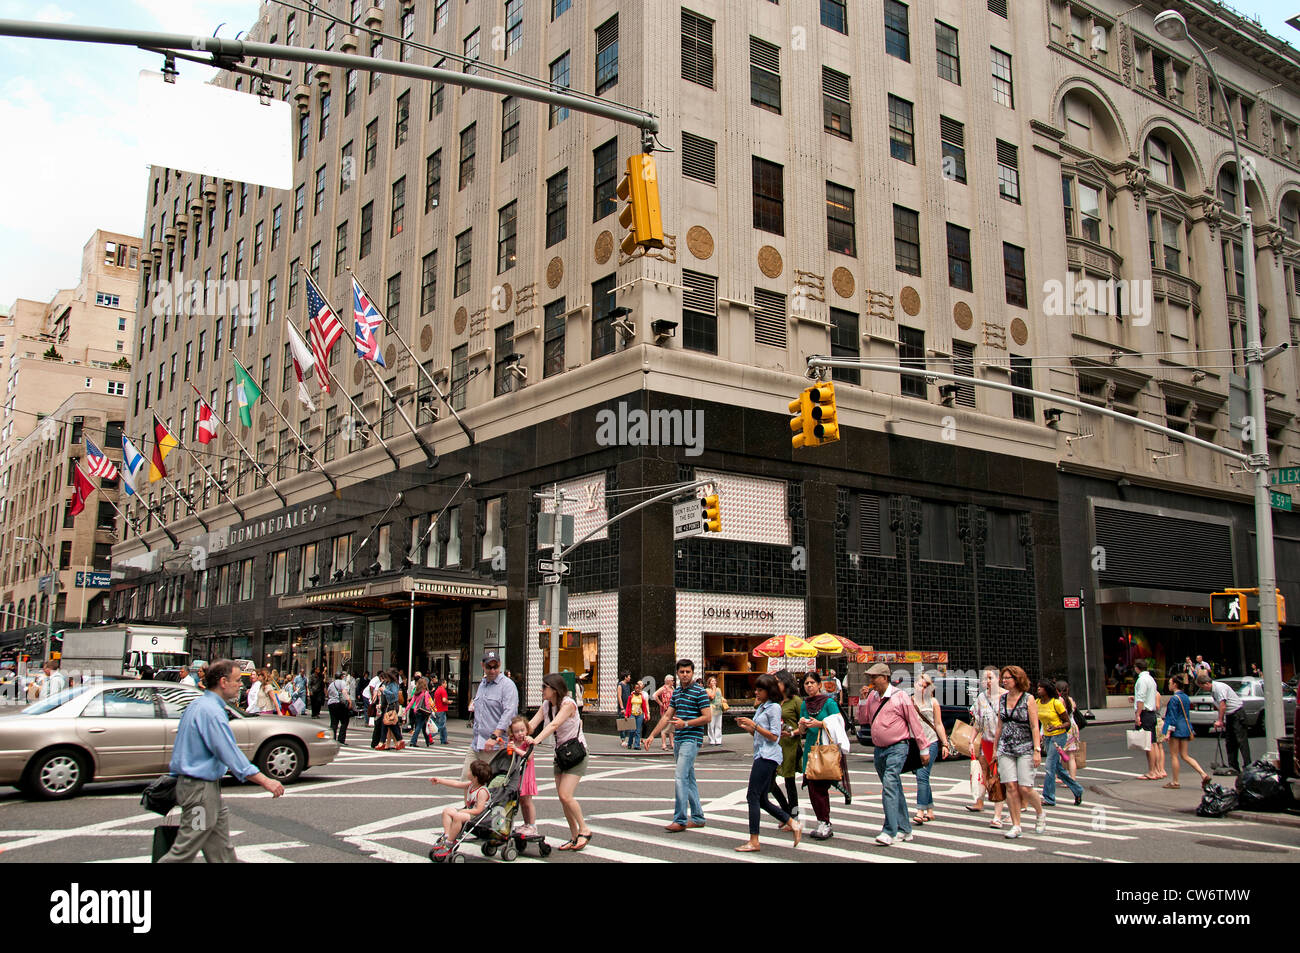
[804,712,843,782]
[549,700,587,771]
[866,693,924,773]
[140,774,177,815]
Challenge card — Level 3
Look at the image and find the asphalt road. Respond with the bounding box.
[1,718,1296,863]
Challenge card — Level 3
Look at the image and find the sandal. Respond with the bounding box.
[990,819,1003,829]
[556,838,578,852]
[1162,782,1180,789]
[570,831,593,852]
[911,813,928,825]
[734,843,761,852]
[965,805,984,812]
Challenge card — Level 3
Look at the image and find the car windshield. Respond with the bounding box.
[151,653,189,668]
[20,684,95,715]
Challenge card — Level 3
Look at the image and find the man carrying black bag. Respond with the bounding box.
[159,659,284,862]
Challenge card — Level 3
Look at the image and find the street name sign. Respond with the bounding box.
[1270,467,1300,486]
[1270,490,1293,512]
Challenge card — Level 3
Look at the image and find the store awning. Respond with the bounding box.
[277,571,506,614]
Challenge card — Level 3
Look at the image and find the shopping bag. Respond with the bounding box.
[1126,729,1151,752]
[969,756,984,800]
[1074,739,1087,769]
[983,758,1005,802]
[289,698,306,716]
[615,717,635,732]
[949,720,977,758]
[151,825,179,862]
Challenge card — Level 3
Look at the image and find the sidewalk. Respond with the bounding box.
[1089,773,1300,828]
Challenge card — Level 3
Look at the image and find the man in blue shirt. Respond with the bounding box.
[159,659,285,863]
[644,658,713,832]
[461,651,518,779]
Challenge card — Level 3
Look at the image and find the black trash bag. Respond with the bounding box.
[1235,760,1293,812]
[1196,782,1238,818]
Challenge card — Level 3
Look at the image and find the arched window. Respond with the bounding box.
[16,599,25,628]
[1217,165,1239,214]
[1145,135,1187,191]
[1280,192,1300,240]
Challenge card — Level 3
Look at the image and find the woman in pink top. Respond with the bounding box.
[654,676,676,750]
[526,673,593,852]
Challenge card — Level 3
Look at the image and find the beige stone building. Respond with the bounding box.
[110,0,1298,708]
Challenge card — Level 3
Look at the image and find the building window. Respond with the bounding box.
[386,272,402,329]
[821,0,847,34]
[885,0,910,61]
[595,15,619,94]
[253,219,264,265]
[1148,210,1183,274]
[593,139,618,221]
[334,221,348,276]
[893,205,921,276]
[591,274,617,360]
[681,9,715,88]
[753,288,787,349]
[450,344,468,412]
[1063,176,1104,245]
[269,550,289,596]
[1010,356,1033,421]
[986,510,1025,569]
[752,156,784,235]
[390,177,406,237]
[435,0,449,32]
[996,140,1020,202]
[459,124,476,189]
[552,0,570,20]
[991,47,1014,108]
[360,201,374,258]
[682,269,717,354]
[1003,243,1027,308]
[497,201,517,273]
[935,21,961,85]
[947,223,972,291]
[826,182,856,256]
[293,184,304,231]
[319,90,331,140]
[822,67,852,140]
[544,298,566,378]
[888,95,914,163]
[940,116,966,183]
[505,0,523,57]
[298,112,308,159]
[830,308,859,385]
[920,501,962,563]
[749,36,781,114]
[313,165,326,214]
[454,229,472,297]
[425,151,442,212]
[1145,136,1186,190]
[546,170,568,246]
[899,326,926,398]
[493,324,516,397]
[310,242,320,280]
[345,68,357,115]
[421,251,437,314]
[501,96,520,160]
[364,119,378,172]
[682,132,716,184]
[394,89,410,147]
[549,53,571,127]
[1217,164,1239,215]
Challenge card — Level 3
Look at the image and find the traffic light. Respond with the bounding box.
[789,388,814,449]
[700,494,721,533]
[808,382,839,445]
[1210,591,1247,626]
[617,153,665,256]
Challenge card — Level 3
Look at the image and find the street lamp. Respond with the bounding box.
[1156,9,1285,757]
[16,536,57,667]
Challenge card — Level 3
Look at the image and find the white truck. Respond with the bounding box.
[59,625,189,680]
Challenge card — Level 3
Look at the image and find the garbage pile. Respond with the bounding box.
[1197,760,1295,817]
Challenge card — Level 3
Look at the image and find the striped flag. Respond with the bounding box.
[306,274,344,393]
[351,277,386,366]
[285,320,318,412]
[149,415,178,482]
[121,436,146,497]
[83,437,120,481]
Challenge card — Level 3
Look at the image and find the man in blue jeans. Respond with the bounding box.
[644,659,713,832]
[859,663,930,847]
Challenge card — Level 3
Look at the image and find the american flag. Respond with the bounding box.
[306,274,345,392]
[351,276,386,366]
[84,437,120,481]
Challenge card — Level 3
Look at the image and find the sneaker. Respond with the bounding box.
[1004,825,1023,839]
[874,832,894,846]
[899,831,915,842]
[1035,813,1047,834]
[1074,793,1084,806]
[516,824,538,838]
[811,821,832,840]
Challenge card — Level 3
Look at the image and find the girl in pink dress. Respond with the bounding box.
[508,716,540,837]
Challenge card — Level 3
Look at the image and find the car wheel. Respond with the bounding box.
[255,738,306,784]
[24,748,89,800]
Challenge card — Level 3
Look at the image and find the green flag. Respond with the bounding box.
[232,355,263,428]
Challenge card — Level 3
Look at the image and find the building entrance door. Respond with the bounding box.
[429,653,461,710]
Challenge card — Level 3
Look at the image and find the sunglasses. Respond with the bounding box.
[485,662,500,669]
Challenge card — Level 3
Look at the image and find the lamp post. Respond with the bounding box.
[16,536,56,666]
[1155,9,1285,757]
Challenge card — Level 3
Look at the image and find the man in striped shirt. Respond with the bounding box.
[645,658,713,831]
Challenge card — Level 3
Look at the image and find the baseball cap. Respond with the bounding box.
[482,651,501,665]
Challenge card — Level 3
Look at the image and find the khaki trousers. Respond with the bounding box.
[158,777,237,863]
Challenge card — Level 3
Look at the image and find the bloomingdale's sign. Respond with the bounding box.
[227,504,329,547]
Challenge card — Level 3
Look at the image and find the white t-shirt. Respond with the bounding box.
[363,676,381,702]
[246,681,261,710]
[180,674,197,687]
[1210,680,1244,715]
[1133,671,1157,712]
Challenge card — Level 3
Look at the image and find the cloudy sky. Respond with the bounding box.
[0,1,1296,305]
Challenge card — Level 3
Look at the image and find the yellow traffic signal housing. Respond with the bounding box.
[1278,592,1287,625]
[538,627,552,650]
[789,388,814,449]
[808,382,840,445]
[617,154,665,256]
[700,494,721,533]
[1210,591,1248,626]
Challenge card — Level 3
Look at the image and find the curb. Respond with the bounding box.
[1087,779,1300,829]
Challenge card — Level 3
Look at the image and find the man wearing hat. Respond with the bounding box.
[859,662,930,847]
[461,650,518,780]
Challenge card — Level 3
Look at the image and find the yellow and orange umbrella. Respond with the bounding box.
[751,635,818,658]
[807,632,865,656]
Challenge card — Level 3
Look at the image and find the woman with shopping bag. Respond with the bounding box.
[796,670,852,841]
[965,667,1006,827]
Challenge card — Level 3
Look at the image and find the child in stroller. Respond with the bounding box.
[428,745,551,862]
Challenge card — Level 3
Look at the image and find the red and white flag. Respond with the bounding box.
[306,273,345,393]
[285,320,318,412]
[196,396,219,444]
[69,463,95,517]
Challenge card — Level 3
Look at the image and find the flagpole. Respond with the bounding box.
[361,358,439,470]
[191,383,288,506]
[351,269,474,447]
[230,347,340,492]
[154,470,209,531]
[335,386,400,467]
[179,441,245,519]
[135,463,181,548]
[102,491,151,552]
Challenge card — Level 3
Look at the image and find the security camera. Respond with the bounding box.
[609,306,635,342]
[651,319,678,342]
[504,353,528,383]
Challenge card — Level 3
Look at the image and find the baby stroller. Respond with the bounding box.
[431,746,551,863]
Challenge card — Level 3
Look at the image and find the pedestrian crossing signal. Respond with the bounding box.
[1210,591,1246,626]
[700,494,721,533]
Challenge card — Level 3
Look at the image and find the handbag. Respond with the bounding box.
[140,774,178,815]
[866,693,923,772]
[805,737,843,781]
[1074,739,1088,769]
[615,717,635,732]
[969,755,984,800]
[548,700,587,770]
[720,698,730,712]
[1126,728,1152,751]
[950,720,977,758]
[151,824,179,862]
[984,758,1006,802]
[382,708,399,726]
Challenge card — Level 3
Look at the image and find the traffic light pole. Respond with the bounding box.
[557,480,715,561]
[807,356,1286,754]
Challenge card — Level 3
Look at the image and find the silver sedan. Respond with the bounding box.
[1187,676,1298,735]
[0,680,340,799]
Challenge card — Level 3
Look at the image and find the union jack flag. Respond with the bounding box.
[84,437,120,481]
[351,277,386,367]
[306,274,345,392]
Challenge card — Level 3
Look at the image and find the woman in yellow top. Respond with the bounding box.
[1036,680,1083,807]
